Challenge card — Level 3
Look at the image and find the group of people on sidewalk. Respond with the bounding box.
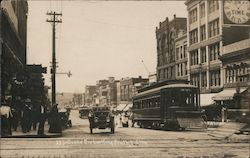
[0,97,61,137]
[115,112,134,128]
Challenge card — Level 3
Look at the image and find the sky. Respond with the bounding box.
[27,0,187,93]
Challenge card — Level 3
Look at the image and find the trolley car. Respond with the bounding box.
[132,82,206,130]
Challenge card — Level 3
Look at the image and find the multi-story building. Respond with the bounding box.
[185,0,250,119]
[156,15,187,82]
[175,30,188,80]
[119,76,148,105]
[185,0,223,94]
[84,85,98,105]
[1,0,28,100]
[96,77,118,106]
[72,93,83,107]
[211,1,250,111]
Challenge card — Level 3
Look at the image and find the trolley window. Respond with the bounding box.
[163,88,199,107]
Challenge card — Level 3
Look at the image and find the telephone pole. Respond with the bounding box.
[46,11,62,106]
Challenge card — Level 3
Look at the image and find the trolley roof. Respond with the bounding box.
[134,83,197,98]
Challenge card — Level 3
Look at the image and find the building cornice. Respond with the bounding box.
[188,35,222,51]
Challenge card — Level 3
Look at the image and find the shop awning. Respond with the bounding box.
[200,93,218,107]
[116,104,133,111]
[212,88,247,101]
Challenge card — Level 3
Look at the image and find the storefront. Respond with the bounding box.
[212,87,249,122]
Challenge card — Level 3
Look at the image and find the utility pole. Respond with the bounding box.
[46,11,62,107]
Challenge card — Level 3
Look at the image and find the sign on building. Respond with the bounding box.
[223,0,250,46]
[223,0,250,25]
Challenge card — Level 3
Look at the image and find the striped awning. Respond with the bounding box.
[212,88,247,101]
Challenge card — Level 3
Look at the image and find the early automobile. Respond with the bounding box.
[58,108,72,129]
[79,106,90,119]
[88,106,115,134]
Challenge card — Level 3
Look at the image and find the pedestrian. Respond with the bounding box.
[32,104,39,131]
[21,99,32,133]
[48,104,62,133]
[1,99,13,136]
[11,106,19,131]
[38,104,47,135]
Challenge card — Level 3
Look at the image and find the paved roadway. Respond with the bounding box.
[0,110,249,158]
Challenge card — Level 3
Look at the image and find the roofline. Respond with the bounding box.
[134,83,198,98]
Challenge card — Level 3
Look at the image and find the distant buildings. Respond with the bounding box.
[119,76,149,105]
[96,77,118,106]
[84,85,98,105]
[83,76,149,108]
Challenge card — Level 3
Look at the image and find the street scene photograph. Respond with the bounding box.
[0,0,250,157]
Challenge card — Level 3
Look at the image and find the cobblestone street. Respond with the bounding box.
[1,110,249,158]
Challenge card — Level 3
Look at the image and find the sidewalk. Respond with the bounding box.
[2,122,62,138]
[207,122,246,139]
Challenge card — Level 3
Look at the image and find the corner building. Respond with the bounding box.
[185,0,223,94]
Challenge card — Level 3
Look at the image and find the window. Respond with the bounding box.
[201,72,207,87]
[180,46,183,59]
[191,73,199,86]
[190,50,199,66]
[226,65,249,84]
[177,64,180,76]
[183,45,187,58]
[190,29,198,45]
[180,63,183,76]
[200,25,206,41]
[200,3,205,18]
[176,47,179,60]
[210,70,220,87]
[209,43,220,61]
[208,19,219,38]
[184,62,187,75]
[200,48,206,63]
[189,8,197,24]
[208,0,219,13]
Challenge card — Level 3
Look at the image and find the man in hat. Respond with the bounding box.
[21,98,32,133]
[37,104,47,135]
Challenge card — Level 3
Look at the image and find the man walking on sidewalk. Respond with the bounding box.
[38,104,47,135]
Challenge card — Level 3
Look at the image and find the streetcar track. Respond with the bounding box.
[1,145,249,150]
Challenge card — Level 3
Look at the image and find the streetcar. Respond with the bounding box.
[132,81,206,130]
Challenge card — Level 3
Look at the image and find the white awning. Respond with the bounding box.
[212,88,247,101]
[116,104,133,111]
[200,93,218,107]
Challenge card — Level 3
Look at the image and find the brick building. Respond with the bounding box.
[156,15,187,82]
